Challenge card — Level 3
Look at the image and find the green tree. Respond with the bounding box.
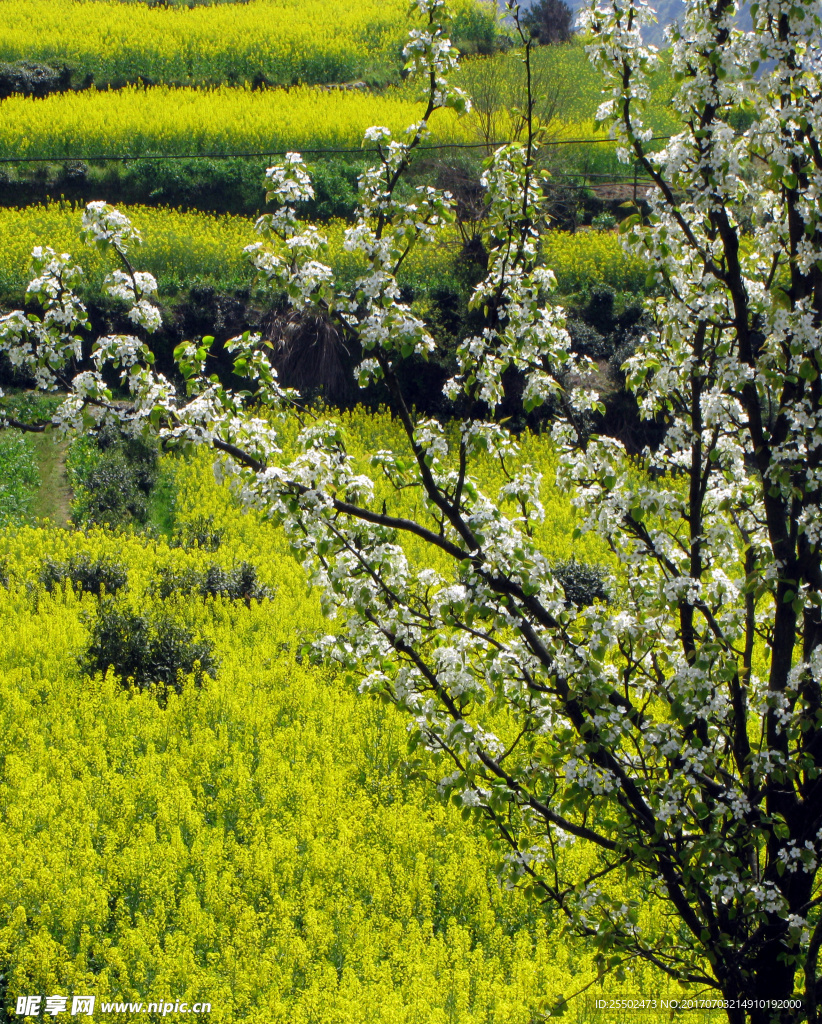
[521,0,575,43]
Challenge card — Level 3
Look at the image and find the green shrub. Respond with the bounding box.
[69,424,160,528]
[154,560,272,603]
[553,558,609,607]
[83,602,217,695]
[566,316,612,360]
[520,0,574,44]
[76,451,150,526]
[0,433,39,526]
[0,60,72,100]
[39,552,128,596]
[591,212,617,231]
[113,157,267,216]
[304,160,364,221]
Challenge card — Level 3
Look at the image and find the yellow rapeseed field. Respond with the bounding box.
[0,412,699,1022]
[0,84,478,161]
[0,204,461,295]
[0,0,487,86]
[0,204,651,298]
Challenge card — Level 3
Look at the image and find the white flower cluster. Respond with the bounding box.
[0,249,88,394]
[104,270,162,333]
[81,200,142,252]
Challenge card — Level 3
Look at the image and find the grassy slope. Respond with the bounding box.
[29,430,72,527]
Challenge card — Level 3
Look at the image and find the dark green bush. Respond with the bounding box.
[607,308,652,383]
[303,161,363,221]
[591,212,617,231]
[95,422,159,493]
[39,553,128,596]
[553,559,609,607]
[83,602,217,695]
[70,424,160,528]
[520,0,574,44]
[154,560,272,603]
[727,106,757,133]
[566,317,612,361]
[567,288,651,372]
[78,452,150,526]
[199,562,271,602]
[0,61,73,100]
[113,158,265,215]
[59,161,89,186]
[581,284,617,335]
[4,157,365,220]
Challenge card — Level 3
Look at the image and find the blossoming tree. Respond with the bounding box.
[2,0,822,1015]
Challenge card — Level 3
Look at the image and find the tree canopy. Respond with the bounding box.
[521,0,575,44]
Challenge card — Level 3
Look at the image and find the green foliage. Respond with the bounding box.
[0,390,63,424]
[520,0,574,44]
[72,449,150,526]
[97,157,270,217]
[0,59,73,99]
[145,459,177,538]
[552,558,609,607]
[38,552,128,596]
[83,601,218,695]
[154,560,272,603]
[303,160,364,222]
[67,424,160,528]
[172,512,225,551]
[0,433,40,526]
[591,211,617,231]
[0,156,368,222]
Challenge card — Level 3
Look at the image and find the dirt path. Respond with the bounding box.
[31,430,72,527]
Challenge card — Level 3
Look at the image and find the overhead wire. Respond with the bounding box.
[0,136,671,164]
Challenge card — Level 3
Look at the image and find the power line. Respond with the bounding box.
[0,136,671,164]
